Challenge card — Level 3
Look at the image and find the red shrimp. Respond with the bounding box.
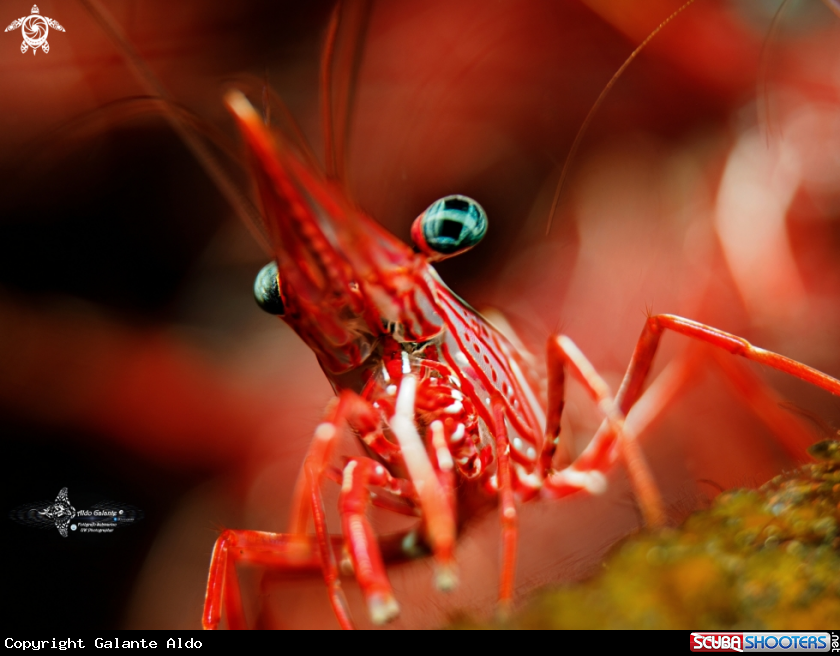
[2,0,839,631]
[197,2,840,628]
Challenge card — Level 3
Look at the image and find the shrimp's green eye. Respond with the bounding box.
[411,195,488,261]
[254,261,285,315]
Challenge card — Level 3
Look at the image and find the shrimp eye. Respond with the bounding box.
[254,261,285,315]
[411,195,488,261]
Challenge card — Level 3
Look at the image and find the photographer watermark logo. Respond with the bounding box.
[4,5,65,55]
[39,486,76,537]
[10,487,143,537]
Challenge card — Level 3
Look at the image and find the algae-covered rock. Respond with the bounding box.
[463,440,840,629]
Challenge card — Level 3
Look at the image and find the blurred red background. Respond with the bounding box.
[1,0,838,629]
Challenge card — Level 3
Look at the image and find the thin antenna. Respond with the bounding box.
[321,5,341,178]
[78,0,270,253]
[757,0,792,147]
[38,96,249,167]
[320,0,374,184]
[262,68,272,127]
[545,0,698,236]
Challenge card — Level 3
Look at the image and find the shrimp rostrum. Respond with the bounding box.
[201,83,840,629]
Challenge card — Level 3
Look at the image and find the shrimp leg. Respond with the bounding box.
[542,315,840,530]
[540,336,666,527]
[203,530,341,630]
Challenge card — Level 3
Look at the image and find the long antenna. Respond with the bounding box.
[320,0,374,185]
[756,0,793,146]
[78,0,270,253]
[545,0,698,236]
[321,5,342,179]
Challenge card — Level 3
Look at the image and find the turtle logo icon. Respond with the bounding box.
[4,5,65,55]
[39,487,77,537]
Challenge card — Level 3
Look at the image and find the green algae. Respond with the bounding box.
[461,440,840,629]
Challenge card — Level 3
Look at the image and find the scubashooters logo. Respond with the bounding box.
[4,5,65,54]
[690,632,833,653]
[10,488,143,537]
